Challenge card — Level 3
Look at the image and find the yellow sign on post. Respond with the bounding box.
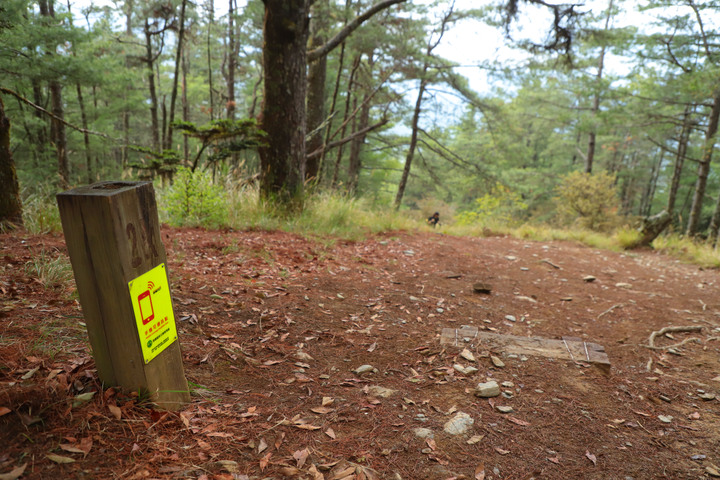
[128,263,178,364]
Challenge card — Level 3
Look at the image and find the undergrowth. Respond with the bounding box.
[19,179,720,269]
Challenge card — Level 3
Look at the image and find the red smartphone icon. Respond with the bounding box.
[138,290,155,325]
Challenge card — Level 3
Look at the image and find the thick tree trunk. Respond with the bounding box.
[0,97,23,228]
[686,91,720,236]
[259,0,310,209]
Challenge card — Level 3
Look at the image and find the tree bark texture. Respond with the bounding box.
[686,90,720,236]
[144,19,161,152]
[0,97,23,227]
[667,105,692,215]
[259,0,310,208]
[394,75,428,208]
[165,0,187,149]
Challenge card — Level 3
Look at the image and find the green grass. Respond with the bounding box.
[25,250,75,289]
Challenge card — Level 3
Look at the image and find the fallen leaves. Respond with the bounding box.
[585,450,597,465]
[0,464,26,480]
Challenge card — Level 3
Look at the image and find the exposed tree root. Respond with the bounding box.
[644,325,703,350]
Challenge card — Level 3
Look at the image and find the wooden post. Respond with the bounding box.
[57,181,190,410]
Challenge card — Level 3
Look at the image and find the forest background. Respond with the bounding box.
[1,0,720,249]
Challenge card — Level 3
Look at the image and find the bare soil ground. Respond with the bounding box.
[2,227,720,480]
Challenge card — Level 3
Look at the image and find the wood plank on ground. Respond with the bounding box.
[440,326,610,374]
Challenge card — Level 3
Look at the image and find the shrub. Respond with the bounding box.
[455,183,528,227]
[162,167,228,228]
[554,171,620,232]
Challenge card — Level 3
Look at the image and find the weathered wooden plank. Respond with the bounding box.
[57,181,190,410]
[441,327,611,374]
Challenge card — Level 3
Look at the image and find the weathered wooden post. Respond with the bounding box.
[57,181,190,410]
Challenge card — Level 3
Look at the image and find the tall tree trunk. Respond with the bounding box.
[667,106,692,215]
[394,76,427,208]
[67,0,93,183]
[0,97,23,228]
[40,0,70,188]
[182,51,190,164]
[165,0,187,150]
[640,150,664,217]
[331,55,361,188]
[305,0,330,183]
[206,0,215,121]
[585,0,613,174]
[347,52,374,195]
[144,19,161,152]
[122,0,133,169]
[259,0,311,209]
[686,90,720,236]
[226,0,237,119]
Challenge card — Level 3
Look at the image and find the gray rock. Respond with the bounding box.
[475,381,500,398]
[443,412,474,435]
[491,355,505,368]
[413,427,434,439]
[354,365,375,374]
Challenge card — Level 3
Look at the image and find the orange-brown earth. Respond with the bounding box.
[2,227,720,479]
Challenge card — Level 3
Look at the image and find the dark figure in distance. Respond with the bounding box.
[427,212,439,227]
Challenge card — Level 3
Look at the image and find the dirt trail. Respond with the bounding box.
[2,228,720,479]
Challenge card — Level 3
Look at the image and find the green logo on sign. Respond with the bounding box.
[147,340,152,348]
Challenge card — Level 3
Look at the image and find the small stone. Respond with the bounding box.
[699,393,716,401]
[444,412,474,435]
[436,308,444,314]
[505,256,517,261]
[460,348,476,362]
[658,415,673,423]
[583,275,596,282]
[473,283,492,294]
[505,315,516,322]
[421,448,433,454]
[453,364,478,375]
[409,296,420,302]
[501,381,514,388]
[475,381,500,398]
[707,466,720,478]
[491,356,505,368]
[354,365,375,375]
[496,405,513,413]
[367,386,397,398]
[295,351,314,361]
[615,282,632,289]
[691,454,706,461]
[403,250,415,256]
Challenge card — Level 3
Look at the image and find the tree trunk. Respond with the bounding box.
[144,19,161,152]
[259,0,310,209]
[122,0,133,169]
[667,105,692,215]
[182,51,190,164]
[331,55,361,188]
[305,0,329,183]
[394,76,427,208]
[347,52,374,195]
[0,97,23,228]
[640,150,664,217]
[206,0,215,121]
[226,0,237,119]
[585,0,613,174]
[686,90,720,236]
[165,0,187,150]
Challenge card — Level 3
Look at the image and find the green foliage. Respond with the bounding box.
[456,183,528,227]
[22,187,62,234]
[554,171,620,231]
[652,234,720,268]
[173,118,266,170]
[614,227,643,250]
[161,167,228,228]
